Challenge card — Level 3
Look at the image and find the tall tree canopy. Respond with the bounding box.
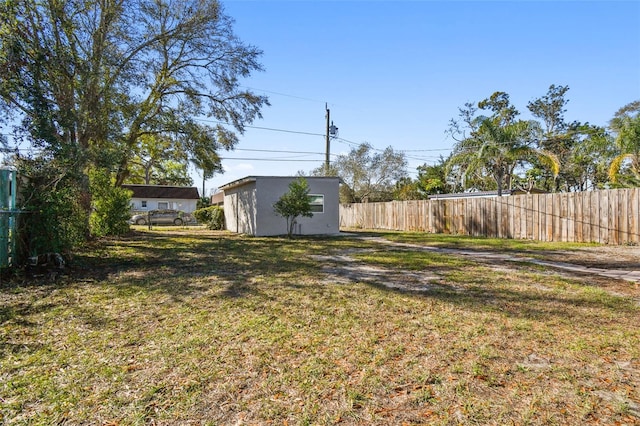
[524,85,611,192]
[311,143,408,203]
[447,91,559,196]
[125,134,193,186]
[0,0,268,192]
[608,100,640,186]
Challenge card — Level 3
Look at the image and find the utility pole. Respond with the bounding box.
[325,103,330,174]
[325,103,338,175]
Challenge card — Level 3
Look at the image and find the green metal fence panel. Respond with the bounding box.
[0,168,17,268]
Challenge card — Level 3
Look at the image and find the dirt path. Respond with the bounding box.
[358,236,640,283]
[313,236,640,303]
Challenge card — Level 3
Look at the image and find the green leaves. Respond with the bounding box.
[449,116,558,196]
[608,101,640,185]
[311,143,408,203]
[273,178,313,238]
[2,0,270,241]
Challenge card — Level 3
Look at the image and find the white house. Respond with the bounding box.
[219,176,340,236]
[122,184,200,213]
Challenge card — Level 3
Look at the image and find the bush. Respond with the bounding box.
[89,169,132,237]
[16,156,89,256]
[192,206,225,230]
[196,196,211,209]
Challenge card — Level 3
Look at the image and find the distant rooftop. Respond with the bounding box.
[121,184,200,200]
[427,189,546,200]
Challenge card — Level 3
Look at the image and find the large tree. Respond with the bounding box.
[449,118,558,196]
[447,92,559,196]
[393,158,458,200]
[525,84,611,192]
[125,134,193,186]
[527,84,570,137]
[608,100,640,186]
[0,0,268,210]
[311,143,408,203]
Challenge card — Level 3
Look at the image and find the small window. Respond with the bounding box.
[141,200,147,208]
[309,194,324,213]
[158,202,169,209]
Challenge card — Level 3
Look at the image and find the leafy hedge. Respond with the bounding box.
[192,206,225,230]
[16,156,89,256]
[89,169,132,237]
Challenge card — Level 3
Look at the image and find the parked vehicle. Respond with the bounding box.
[129,209,194,226]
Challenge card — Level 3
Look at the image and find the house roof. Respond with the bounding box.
[121,184,200,200]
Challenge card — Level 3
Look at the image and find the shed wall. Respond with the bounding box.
[254,177,340,236]
[223,182,258,235]
[222,177,340,236]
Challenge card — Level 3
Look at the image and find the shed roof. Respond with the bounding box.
[121,184,200,199]
[219,175,341,191]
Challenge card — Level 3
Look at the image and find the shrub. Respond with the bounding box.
[192,206,224,230]
[89,169,132,237]
[196,196,211,209]
[15,156,89,256]
[273,178,313,238]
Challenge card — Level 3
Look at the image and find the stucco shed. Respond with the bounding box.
[219,176,340,236]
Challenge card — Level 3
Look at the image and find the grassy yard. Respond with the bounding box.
[1,228,639,425]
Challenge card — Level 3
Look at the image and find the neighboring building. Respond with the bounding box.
[122,184,200,213]
[210,191,224,207]
[427,189,547,200]
[219,176,340,237]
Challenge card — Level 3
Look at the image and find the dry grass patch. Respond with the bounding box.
[1,228,638,425]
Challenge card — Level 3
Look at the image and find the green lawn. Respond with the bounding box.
[1,228,638,425]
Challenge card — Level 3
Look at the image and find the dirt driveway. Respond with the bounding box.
[318,235,640,304]
[537,244,640,270]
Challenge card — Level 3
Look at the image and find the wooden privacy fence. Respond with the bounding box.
[339,188,640,245]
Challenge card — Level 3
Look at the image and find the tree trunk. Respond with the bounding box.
[496,173,503,196]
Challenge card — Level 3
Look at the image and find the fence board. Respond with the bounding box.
[590,191,599,243]
[568,193,575,242]
[619,189,628,244]
[608,190,616,244]
[339,189,640,245]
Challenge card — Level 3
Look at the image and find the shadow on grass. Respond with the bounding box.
[2,230,636,328]
[360,229,640,271]
[66,230,345,301]
[324,238,639,323]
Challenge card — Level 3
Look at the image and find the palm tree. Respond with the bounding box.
[447,118,559,196]
[608,113,640,186]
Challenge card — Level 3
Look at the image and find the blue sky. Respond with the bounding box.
[200,0,640,193]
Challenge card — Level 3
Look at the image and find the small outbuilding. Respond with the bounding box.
[122,184,200,213]
[219,176,340,236]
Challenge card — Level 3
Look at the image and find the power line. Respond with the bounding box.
[3,121,455,166]
[241,86,324,104]
[235,148,329,155]
[193,118,325,137]
[220,157,324,162]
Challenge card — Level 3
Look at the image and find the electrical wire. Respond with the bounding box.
[219,157,324,162]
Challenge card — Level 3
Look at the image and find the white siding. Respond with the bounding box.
[130,198,198,213]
